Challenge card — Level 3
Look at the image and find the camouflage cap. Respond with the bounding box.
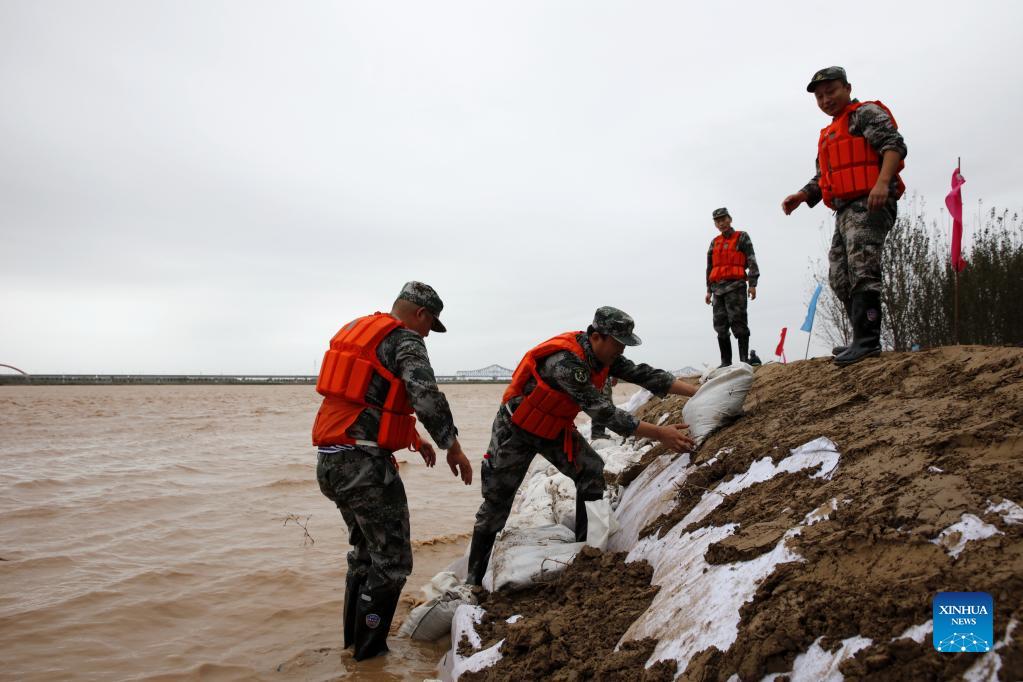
[806,66,847,92]
[397,281,446,333]
[592,306,641,346]
[712,207,730,219]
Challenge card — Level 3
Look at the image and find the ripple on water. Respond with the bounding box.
[0,383,513,680]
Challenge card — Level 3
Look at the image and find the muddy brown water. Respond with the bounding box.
[0,384,517,681]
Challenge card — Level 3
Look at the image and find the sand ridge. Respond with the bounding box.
[463,346,1023,680]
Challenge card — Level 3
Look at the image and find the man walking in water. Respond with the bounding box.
[312,281,473,660]
[465,306,699,586]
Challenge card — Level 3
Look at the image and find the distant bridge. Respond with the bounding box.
[0,373,511,386]
[0,374,319,386]
[455,364,514,380]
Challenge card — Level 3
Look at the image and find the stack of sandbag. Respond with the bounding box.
[482,524,579,592]
[507,464,578,530]
[682,363,754,445]
[481,497,619,592]
[398,571,475,641]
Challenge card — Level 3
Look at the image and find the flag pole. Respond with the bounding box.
[954,156,961,345]
[800,282,823,360]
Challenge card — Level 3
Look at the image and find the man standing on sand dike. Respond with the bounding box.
[705,207,760,367]
[465,306,700,586]
[782,66,907,366]
[312,281,473,661]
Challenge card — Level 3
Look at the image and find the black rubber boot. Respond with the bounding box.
[352,584,402,661]
[717,336,732,368]
[832,298,854,356]
[466,529,498,587]
[343,572,365,649]
[737,336,750,364]
[574,495,589,543]
[834,291,882,366]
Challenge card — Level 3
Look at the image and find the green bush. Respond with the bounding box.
[811,200,1023,350]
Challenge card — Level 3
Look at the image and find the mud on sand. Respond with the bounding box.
[475,346,1023,680]
[461,547,676,681]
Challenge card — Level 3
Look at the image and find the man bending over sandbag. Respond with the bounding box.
[466,306,699,586]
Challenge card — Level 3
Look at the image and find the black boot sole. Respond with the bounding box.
[833,348,881,366]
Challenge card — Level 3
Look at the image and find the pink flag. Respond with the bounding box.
[945,168,968,273]
[774,327,787,364]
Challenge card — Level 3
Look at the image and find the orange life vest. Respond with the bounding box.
[708,230,747,283]
[311,313,422,452]
[818,100,906,209]
[502,332,610,462]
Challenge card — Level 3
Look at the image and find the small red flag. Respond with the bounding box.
[775,327,788,364]
[945,168,968,273]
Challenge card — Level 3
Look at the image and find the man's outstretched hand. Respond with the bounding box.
[446,441,473,485]
[782,191,807,215]
[634,420,697,453]
[418,440,437,467]
[657,423,696,453]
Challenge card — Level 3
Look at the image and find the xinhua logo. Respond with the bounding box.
[933,592,993,652]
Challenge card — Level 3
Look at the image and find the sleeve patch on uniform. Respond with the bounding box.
[573,367,590,384]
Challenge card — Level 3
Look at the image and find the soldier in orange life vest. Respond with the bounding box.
[312,281,473,661]
[465,306,699,587]
[782,66,907,365]
[705,207,759,367]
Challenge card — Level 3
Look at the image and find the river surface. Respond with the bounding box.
[0,382,640,680]
[0,384,521,681]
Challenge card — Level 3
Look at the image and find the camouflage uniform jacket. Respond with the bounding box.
[344,325,458,449]
[506,333,675,437]
[800,100,908,212]
[706,229,760,296]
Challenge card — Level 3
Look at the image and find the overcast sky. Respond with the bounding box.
[2,1,1021,375]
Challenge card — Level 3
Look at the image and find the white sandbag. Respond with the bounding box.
[399,580,475,641]
[440,604,505,680]
[592,437,653,477]
[444,553,469,583]
[482,524,582,592]
[682,364,753,445]
[400,596,462,641]
[419,570,462,602]
[481,500,618,592]
[507,465,577,530]
[609,453,692,552]
[620,387,653,414]
[583,498,619,549]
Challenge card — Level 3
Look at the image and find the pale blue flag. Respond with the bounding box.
[801,283,823,333]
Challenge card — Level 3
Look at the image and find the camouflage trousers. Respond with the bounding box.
[316,448,411,592]
[712,284,750,338]
[473,406,606,537]
[828,199,897,304]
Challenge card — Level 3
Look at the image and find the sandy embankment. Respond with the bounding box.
[457,345,1023,681]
